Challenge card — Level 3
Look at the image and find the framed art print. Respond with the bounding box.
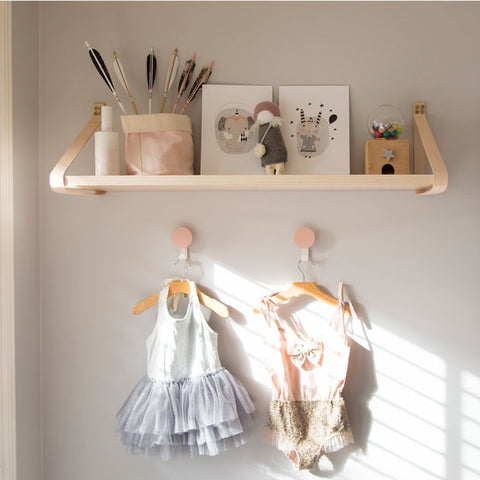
[279,86,350,174]
[200,85,272,174]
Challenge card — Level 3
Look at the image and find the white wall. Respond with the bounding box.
[34,2,480,480]
[13,3,41,480]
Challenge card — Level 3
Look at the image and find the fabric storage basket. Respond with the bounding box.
[121,113,194,175]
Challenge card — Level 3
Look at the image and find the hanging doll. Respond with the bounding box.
[253,101,288,175]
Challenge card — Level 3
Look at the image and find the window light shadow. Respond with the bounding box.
[206,262,479,479]
[461,371,480,479]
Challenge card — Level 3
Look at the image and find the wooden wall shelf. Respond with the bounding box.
[49,102,448,196]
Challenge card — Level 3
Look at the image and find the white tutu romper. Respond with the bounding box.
[117,280,255,459]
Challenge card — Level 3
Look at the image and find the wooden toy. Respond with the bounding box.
[365,139,410,174]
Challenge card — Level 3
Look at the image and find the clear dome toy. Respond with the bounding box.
[368,104,405,140]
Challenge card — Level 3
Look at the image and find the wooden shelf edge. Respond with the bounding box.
[49,102,447,196]
[62,174,435,192]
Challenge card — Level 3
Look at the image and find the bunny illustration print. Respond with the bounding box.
[279,86,350,174]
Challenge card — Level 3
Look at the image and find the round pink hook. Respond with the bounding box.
[294,227,315,249]
[172,227,193,249]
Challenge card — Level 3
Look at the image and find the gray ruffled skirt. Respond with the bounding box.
[116,368,255,459]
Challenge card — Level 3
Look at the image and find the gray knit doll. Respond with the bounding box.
[253,101,287,175]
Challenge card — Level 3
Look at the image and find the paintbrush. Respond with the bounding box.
[146,48,157,114]
[160,48,179,113]
[179,61,213,115]
[85,41,126,114]
[172,53,196,113]
[113,51,138,114]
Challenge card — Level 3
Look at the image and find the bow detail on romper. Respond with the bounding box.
[287,340,324,368]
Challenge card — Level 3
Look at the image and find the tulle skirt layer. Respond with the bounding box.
[116,368,255,459]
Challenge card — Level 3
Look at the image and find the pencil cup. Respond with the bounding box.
[121,113,194,175]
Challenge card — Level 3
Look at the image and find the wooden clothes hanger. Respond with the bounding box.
[133,228,229,319]
[132,280,230,319]
[257,281,353,317]
[258,227,353,316]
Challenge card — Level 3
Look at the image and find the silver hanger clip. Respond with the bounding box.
[300,247,309,262]
[174,248,191,281]
[178,247,189,262]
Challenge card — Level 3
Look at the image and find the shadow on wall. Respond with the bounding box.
[324,337,377,478]
[209,262,480,480]
[211,262,376,477]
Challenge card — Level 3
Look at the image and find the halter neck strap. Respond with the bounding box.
[159,279,200,312]
[260,296,285,332]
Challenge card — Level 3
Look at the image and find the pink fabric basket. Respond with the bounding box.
[121,113,194,175]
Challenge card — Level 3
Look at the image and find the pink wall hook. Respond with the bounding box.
[171,227,193,249]
[172,227,192,262]
[294,226,315,249]
[295,227,315,261]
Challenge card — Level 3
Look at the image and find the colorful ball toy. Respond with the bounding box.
[368,104,405,140]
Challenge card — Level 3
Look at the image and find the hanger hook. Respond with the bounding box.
[182,256,191,281]
[297,259,306,282]
[174,254,191,281]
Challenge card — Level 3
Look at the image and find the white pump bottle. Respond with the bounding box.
[95,105,120,175]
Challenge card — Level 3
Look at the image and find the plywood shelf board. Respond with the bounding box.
[63,174,435,192]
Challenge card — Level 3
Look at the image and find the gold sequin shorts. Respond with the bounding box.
[266,398,353,470]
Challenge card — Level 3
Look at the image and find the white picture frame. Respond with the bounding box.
[200,85,272,174]
[279,85,350,174]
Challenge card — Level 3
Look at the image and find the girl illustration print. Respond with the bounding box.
[297,108,338,159]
